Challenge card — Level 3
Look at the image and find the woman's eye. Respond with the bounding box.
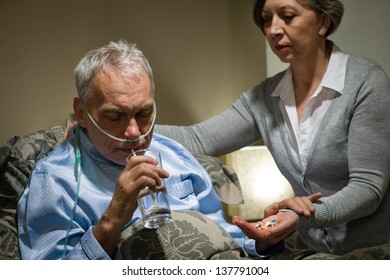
[261,13,271,23]
[281,13,295,22]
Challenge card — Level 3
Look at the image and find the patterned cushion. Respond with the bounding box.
[192,154,244,204]
[119,210,249,260]
[0,126,64,260]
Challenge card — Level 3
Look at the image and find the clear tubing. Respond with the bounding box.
[62,125,83,259]
[86,102,156,143]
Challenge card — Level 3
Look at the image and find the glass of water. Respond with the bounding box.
[129,149,172,229]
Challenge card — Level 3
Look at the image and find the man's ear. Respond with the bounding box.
[73,97,87,128]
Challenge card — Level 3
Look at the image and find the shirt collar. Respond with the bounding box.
[78,126,123,180]
[271,67,293,100]
[271,43,349,100]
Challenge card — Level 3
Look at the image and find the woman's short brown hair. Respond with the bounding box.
[253,0,344,37]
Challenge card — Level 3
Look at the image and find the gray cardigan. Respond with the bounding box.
[155,54,390,255]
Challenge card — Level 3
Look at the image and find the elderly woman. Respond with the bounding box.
[156,0,390,255]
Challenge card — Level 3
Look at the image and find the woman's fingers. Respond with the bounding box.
[265,192,322,218]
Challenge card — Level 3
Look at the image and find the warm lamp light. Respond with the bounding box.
[222,146,294,222]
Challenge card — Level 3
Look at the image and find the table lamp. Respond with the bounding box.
[222,146,294,222]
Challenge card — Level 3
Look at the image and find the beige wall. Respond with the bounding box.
[0,0,265,144]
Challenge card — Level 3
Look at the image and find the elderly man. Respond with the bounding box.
[17,40,291,260]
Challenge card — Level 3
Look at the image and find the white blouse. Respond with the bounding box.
[271,44,349,171]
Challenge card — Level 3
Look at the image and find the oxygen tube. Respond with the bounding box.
[62,125,82,259]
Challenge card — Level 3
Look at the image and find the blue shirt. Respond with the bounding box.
[17,126,275,259]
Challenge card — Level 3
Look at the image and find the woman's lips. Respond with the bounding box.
[275,44,289,52]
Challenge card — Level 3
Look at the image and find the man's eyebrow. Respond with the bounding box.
[99,105,153,115]
[142,104,154,110]
[99,108,123,115]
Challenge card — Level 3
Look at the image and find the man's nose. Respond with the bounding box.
[123,118,141,139]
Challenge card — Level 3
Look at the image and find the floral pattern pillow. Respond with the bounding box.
[119,210,249,260]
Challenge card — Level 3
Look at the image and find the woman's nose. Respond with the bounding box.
[269,16,284,37]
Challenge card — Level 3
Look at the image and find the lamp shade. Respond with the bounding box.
[222,146,294,222]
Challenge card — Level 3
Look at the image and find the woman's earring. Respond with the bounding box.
[319,29,326,36]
